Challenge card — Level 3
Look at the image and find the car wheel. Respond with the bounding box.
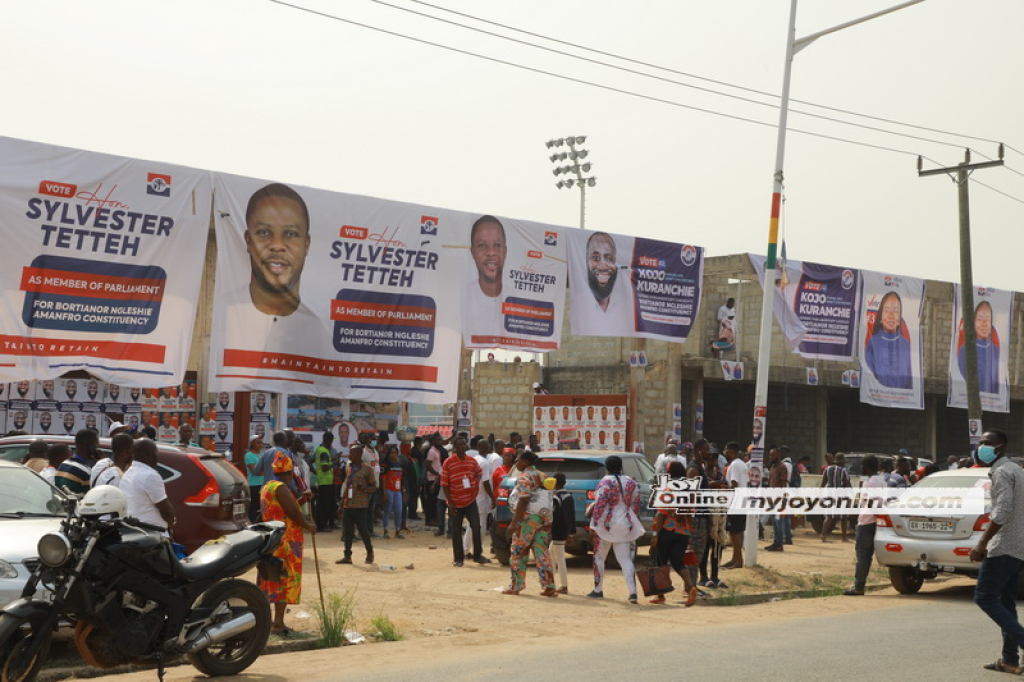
[889,566,924,595]
[490,524,511,566]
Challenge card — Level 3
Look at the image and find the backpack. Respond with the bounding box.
[788,462,801,488]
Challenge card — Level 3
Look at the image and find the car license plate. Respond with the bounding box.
[908,520,954,532]
[233,503,246,518]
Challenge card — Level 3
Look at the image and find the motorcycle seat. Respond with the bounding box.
[176,529,265,580]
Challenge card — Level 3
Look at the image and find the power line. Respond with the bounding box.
[368,0,978,152]
[267,0,937,159]
[401,0,1009,149]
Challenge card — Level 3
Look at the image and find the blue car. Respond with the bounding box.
[491,450,656,566]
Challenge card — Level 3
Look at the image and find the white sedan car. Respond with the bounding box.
[872,467,1007,595]
[0,460,66,607]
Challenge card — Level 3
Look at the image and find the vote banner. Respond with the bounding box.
[948,285,1012,413]
[462,218,567,352]
[0,137,211,385]
[568,229,703,342]
[859,271,924,410]
[209,173,463,403]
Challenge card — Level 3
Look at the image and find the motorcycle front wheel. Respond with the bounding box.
[0,613,50,682]
[187,579,271,677]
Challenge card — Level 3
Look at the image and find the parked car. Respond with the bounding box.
[873,467,1024,596]
[0,460,66,606]
[0,435,250,554]
[491,450,656,566]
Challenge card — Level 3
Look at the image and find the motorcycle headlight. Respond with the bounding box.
[37,532,72,567]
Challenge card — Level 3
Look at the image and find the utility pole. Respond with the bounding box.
[918,146,1004,450]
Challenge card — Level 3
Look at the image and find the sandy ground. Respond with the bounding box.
[60,516,981,682]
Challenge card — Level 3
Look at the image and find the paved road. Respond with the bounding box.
[75,582,1002,682]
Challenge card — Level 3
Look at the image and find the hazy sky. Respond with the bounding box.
[4,1,1022,290]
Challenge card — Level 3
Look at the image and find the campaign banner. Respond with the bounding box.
[0,136,211,385]
[462,217,566,351]
[859,271,924,410]
[948,285,1012,413]
[568,230,703,342]
[209,174,466,403]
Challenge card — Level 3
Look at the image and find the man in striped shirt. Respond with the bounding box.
[442,437,485,567]
[56,429,101,495]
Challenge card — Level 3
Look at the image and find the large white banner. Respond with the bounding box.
[567,229,704,342]
[209,174,471,403]
[462,216,566,352]
[948,285,1012,413]
[0,137,210,386]
[859,271,924,409]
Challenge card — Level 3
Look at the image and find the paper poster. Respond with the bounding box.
[948,285,1012,413]
[568,230,704,342]
[859,271,924,410]
[462,216,566,351]
[209,174,465,403]
[0,136,211,385]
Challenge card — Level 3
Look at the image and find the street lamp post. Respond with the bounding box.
[547,136,596,230]
[746,0,928,568]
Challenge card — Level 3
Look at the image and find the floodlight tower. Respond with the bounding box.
[547,136,596,229]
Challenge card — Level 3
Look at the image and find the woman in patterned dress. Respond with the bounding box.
[587,455,644,604]
[259,451,316,635]
[502,450,557,597]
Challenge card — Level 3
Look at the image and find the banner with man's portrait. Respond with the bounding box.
[209,173,465,403]
[567,229,704,342]
[858,271,925,410]
[462,217,566,352]
[948,285,1013,413]
[0,136,211,385]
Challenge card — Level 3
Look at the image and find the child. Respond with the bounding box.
[550,473,576,594]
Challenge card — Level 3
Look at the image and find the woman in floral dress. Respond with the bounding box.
[259,451,316,635]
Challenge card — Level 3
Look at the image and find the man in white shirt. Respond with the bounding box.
[723,441,749,569]
[654,443,686,475]
[717,298,736,341]
[90,433,134,488]
[463,215,508,346]
[571,231,635,337]
[844,455,885,596]
[463,439,495,562]
[121,438,175,534]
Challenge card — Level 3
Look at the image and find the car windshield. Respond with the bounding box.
[537,459,606,479]
[0,467,66,516]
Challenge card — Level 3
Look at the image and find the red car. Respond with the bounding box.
[0,435,249,552]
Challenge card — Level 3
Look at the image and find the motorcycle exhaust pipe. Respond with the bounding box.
[184,612,256,653]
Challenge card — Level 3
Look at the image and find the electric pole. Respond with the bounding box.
[918,146,1004,450]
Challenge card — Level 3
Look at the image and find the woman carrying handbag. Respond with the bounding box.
[648,461,698,606]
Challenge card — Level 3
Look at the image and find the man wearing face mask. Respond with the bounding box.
[969,429,1024,675]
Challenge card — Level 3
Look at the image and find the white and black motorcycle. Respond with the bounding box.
[0,485,285,682]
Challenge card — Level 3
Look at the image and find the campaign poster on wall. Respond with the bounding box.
[0,136,211,385]
[948,285,1013,413]
[858,271,924,410]
[462,216,566,351]
[567,230,704,342]
[209,173,463,403]
[532,394,627,452]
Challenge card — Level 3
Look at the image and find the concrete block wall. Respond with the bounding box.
[471,360,540,441]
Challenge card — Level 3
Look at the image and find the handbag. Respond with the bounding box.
[637,564,675,597]
[683,548,699,567]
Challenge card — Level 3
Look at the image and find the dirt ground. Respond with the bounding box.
[256,516,886,639]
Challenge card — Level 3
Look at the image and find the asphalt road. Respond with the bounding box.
[74,581,1004,682]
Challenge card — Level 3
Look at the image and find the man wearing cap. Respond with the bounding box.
[108,421,131,438]
[654,443,686,476]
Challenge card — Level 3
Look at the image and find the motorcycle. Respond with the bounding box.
[0,485,285,682]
